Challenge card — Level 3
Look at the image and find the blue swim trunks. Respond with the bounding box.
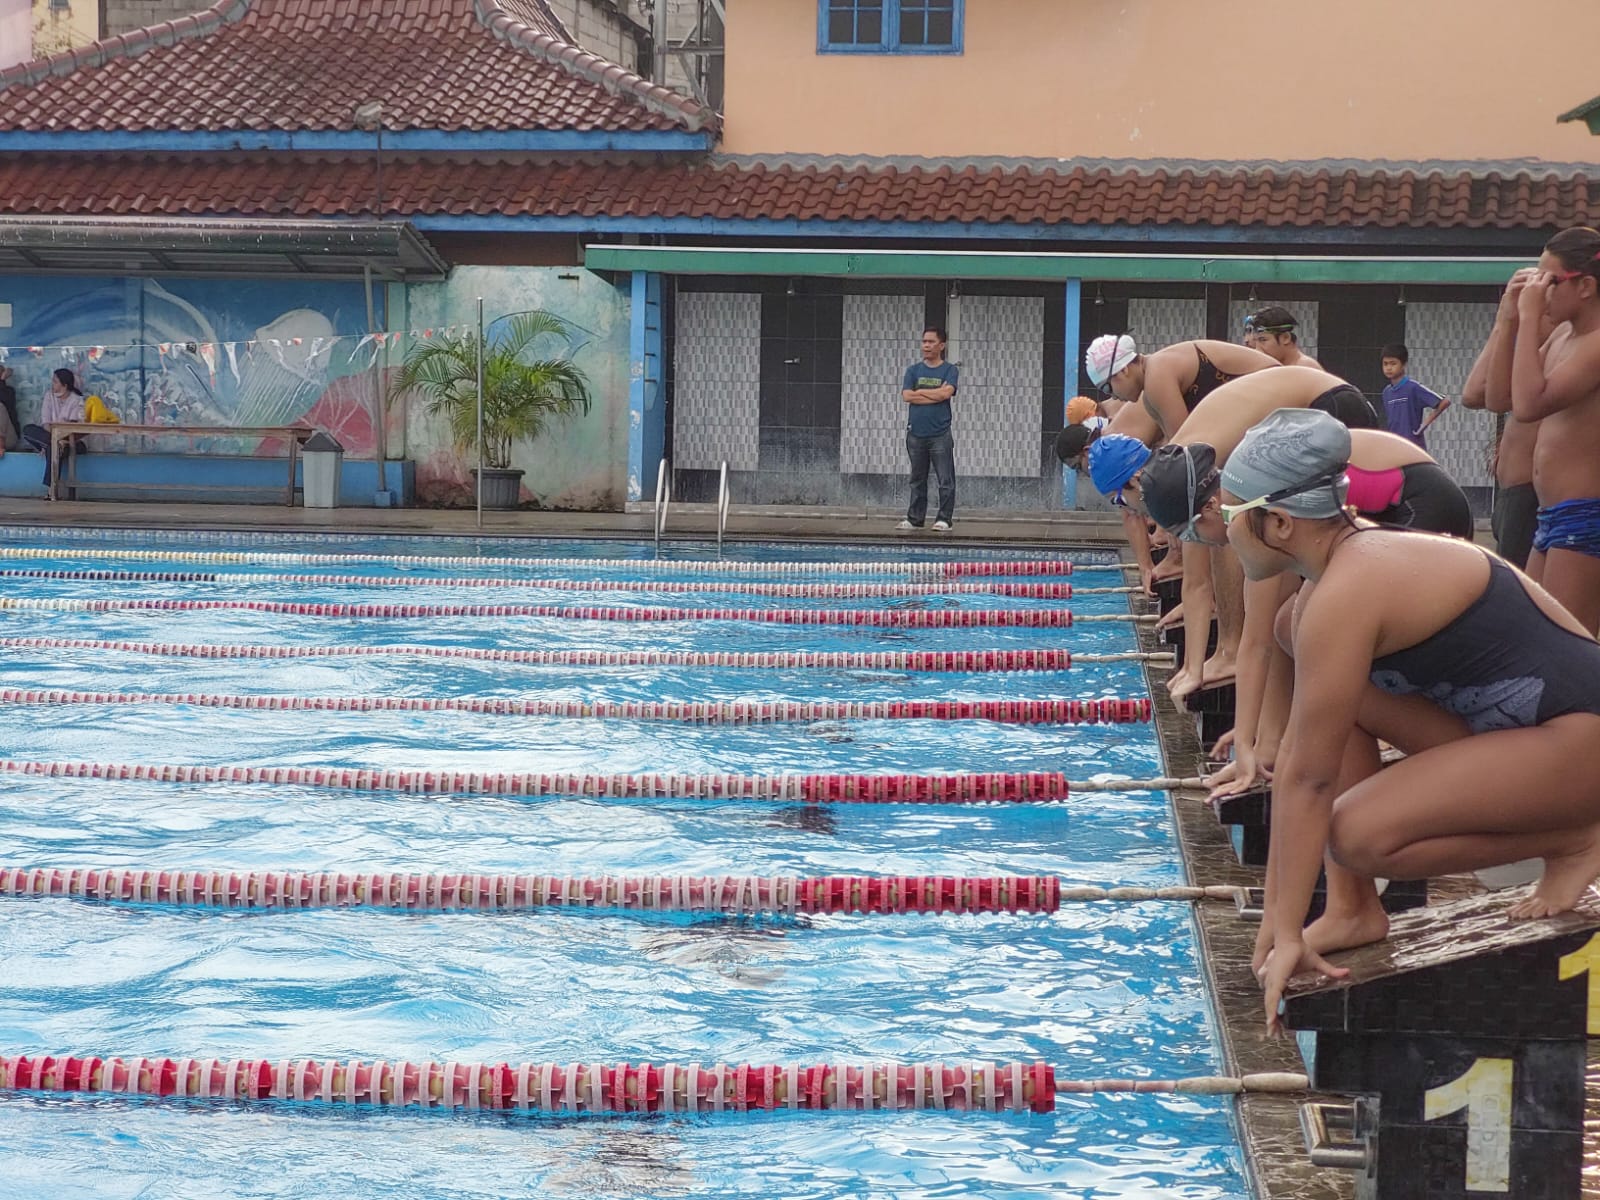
[1532,497,1600,559]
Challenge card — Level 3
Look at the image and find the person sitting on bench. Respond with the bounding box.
[22,368,87,497]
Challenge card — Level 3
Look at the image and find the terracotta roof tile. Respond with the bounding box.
[0,155,1595,230]
[0,0,711,134]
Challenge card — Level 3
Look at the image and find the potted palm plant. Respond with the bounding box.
[394,311,593,509]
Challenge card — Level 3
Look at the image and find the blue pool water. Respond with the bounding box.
[0,532,1248,1199]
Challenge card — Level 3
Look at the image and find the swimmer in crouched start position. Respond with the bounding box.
[1222,409,1600,1033]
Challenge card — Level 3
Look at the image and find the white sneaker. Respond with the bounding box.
[896,519,918,531]
[932,519,951,531]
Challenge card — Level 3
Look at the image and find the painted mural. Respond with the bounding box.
[0,265,630,508]
[0,274,383,454]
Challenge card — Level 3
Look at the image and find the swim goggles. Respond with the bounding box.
[1176,466,1222,543]
[1219,473,1344,526]
[1242,315,1295,335]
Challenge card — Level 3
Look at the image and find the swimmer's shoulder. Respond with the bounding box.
[1330,525,1490,586]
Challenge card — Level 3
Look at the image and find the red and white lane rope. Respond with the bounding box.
[0,868,1241,915]
[0,638,1171,671]
[0,759,1202,801]
[1,1054,1056,1113]
[0,597,1158,626]
[0,689,1152,725]
[0,568,1138,600]
[0,1054,1308,1115]
[0,544,1121,577]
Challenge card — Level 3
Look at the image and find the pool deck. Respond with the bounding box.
[1,495,1561,1199]
[0,495,1130,545]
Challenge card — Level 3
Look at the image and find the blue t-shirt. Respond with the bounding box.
[1382,377,1444,450]
[903,360,959,438]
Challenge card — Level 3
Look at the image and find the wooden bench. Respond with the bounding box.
[47,423,312,504]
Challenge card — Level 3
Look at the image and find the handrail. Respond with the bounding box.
[653,457,671,559]
[716,461,730,558]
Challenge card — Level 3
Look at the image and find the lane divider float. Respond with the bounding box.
[0,1054,1310,1115]
[0,598,1156,626]
[0,688,1151,726]
[0,638,1170,671]
[0,568,1138,600]
[0,544,1113,577]
[0,759,1203,802]
[0,868,1242,915]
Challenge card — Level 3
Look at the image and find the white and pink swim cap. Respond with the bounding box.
[1085,334,1138,387]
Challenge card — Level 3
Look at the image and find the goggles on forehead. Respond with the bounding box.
[1220,473,1343,526]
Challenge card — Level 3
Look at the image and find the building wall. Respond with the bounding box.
[543,0,645,73]
[102,0,200,36]
[0,0,31,69]
[665,276,1512,515]
[723,0,1600,161]
[27,0,98,55]
[0,266,630,510]
[397,265,631,509]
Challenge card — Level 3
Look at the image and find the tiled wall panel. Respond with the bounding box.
[1128,298,1206,352]
[840,294,926,474]
[954,295,1044,477]
[672,291,760,471]
[1404,302,1497,487]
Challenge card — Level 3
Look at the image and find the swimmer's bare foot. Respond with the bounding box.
[1303,903,1390,956]
[1167,666,1202,701]
[1151,562,1182,584]
[1201,652,1237,688]
[1509,835,1600,919]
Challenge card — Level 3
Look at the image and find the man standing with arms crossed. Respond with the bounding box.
[897,326,958,532]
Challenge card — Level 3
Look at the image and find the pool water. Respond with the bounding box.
[0,533,1248,1199]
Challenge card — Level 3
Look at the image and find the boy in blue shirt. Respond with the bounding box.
[897,326,958,531]
[1380,342,1451,451]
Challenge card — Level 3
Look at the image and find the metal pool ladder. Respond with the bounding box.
[716,461,730,558]
[653,457,672,559]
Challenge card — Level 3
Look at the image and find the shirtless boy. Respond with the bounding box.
[1244,307,1322,370]
[1510,227,1600,633]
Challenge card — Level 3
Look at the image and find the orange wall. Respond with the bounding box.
[723,0,1600,162]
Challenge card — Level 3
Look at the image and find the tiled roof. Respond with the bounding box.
[0,0,712,133]
[0,155,1593,230]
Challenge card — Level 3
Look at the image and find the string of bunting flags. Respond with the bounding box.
[0,326,471,383]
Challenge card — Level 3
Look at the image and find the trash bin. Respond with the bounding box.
[301,431,344,508]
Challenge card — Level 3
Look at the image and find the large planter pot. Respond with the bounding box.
[472,467,525,510]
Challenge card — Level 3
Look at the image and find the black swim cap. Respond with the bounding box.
[1055,423,1097,463]
[1141,444,1220,531]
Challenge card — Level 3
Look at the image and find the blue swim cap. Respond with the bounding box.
[1086,434,1151,497]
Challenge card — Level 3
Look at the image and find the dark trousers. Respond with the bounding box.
[22,424,85,490]
[906,430,955,526]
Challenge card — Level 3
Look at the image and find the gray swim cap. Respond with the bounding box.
[1221,408,1350,518]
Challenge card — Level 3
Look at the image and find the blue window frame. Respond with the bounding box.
[818,0,964,55]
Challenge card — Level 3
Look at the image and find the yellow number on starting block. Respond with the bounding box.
[1558,932,1600,1035]
[1423,1057,1513,1193]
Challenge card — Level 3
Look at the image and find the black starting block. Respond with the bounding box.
[1160,618,1218,660]
[1213,783,1428,916]
[1283,889,1600,1198]
[1183,680,1236,750]
[1153,575,1183,617]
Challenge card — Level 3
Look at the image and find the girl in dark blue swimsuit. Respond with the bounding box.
[1217,407,1600,1034]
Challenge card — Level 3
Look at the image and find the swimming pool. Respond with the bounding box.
[0,531,1248,1199]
